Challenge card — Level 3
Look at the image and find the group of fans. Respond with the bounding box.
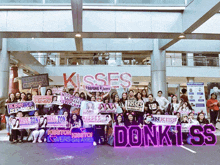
[3,87,218,146]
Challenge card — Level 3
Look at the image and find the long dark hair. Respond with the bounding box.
[20,92,27,101]
[171,95,179,103]
[8,93,17,103]
[197,112,206,123]
[13,119,20,128]
[71,113,80,124]
[26,93,32,101]
[45,89,53,96]
[40,117,47,127]
[141,89,148,97]
[135,92,143,100]
[113,94,120,103]
[115,114,124,125]
[79,92,86,100]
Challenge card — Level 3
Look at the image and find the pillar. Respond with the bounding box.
[9,66,19,94]
[56,53,60,66]
[0,38,10,114]
[151,39,167,98]
[187,77,195,83]
[38,53,46,65]
[218,54,220,67]
[116,52,123,66]
[41,87,47,96]
[187,53,194,66]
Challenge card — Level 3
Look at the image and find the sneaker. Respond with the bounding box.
[93,141,97,146]
[38,139,42,143]
[32,140,37,143]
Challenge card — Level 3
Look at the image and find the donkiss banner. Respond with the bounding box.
[125,100,144,112]
[85,85,111,93]
[60,92,82,108]
[7,101,36,114]
[151,115,178,126]
[187,82,207,115]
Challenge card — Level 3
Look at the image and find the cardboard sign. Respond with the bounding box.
[33,95,53,104]
[82,115,112,125]
[52,87,64,95]
[10,115,66,129]
[85,85,111,92]
[187,82,207,116]
[98,103,117,113]
[60,92,82,108]
[46,128,94,143]
[125,100,144,112]
[21,74,49,89]
[10,116,39,129]
[7,101,36,114]
[151,115,178,126]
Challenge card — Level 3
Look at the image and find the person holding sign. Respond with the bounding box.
[145,94,159,114]
[166,95,180,115]
[197,112,209,125]
[70,114,82,128]
[207,93,219,129]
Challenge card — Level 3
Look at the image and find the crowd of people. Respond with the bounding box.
[2,87,218,146]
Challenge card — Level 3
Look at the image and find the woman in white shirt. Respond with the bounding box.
[166,95,180,115]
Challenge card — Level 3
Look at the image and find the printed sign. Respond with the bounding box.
[46,128,94,143]
[125,100,144,112]
[52,87,64,95]
[10,116,39,129]
[187,82,207,116]
[82,115,112,125]
[46,115,67,127]
[98,103,117,113]
[151,115,178,126]
[21,74,49,89]
[60,92,82,108]
[85,85,111,92]
[7,101,36,114]
[33,95,53,104]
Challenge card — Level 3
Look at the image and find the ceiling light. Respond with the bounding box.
[32,37,35,40]
[128,37,131,40]
[178,34,185,39]
[75,34,81,38]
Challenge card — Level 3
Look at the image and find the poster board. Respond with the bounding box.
[21,74,49,89]
[125,100,144,112]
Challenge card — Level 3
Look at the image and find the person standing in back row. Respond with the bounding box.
[180,88,188,103]
[155,91,169,114]
[207,93,219,129]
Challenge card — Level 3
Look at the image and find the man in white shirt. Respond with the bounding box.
[155,91,169,113]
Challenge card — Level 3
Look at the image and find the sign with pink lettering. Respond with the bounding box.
[98,103,117,113]
[33,95,53,104]
[63,72,132,89]
[85,85,111,92]
[46,115,67,127]
[46,128,94,143]
[60,92,82,108]
[10,116,40,129]
[52,87,64,95]
[151,115,178,126]
[82,115,111,125]
[7,101,36,114]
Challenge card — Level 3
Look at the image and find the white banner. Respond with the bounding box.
[187,82,207,116]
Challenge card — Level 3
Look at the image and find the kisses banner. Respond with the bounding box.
[125,100,144,112]
[60,92,82,108]
[46,128,94,143]
[7,101,36,114]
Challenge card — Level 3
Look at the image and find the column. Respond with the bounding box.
[187,77,195,83]
[187,53,194,66]
[41,87,47,96]
[55,53,60,66]
[151,39,167,98]
[116,52,122,66]
[0,39,10,113]
[9,66,19,94]
[38,53,47,65]
[218,54,220,67]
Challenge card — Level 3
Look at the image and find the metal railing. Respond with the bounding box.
[31,53,220,67]
[0,0,186,6]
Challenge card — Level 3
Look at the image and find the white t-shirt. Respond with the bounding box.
[156,96,169,110]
